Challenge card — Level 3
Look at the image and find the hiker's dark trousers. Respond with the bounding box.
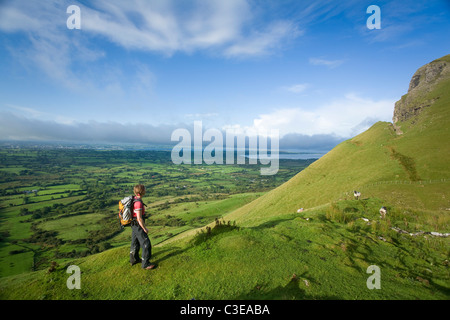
[130,224,152,268]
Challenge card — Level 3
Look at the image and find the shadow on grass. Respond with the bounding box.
[153,247,185,265]
[234,272,340,300]
[249,217,297,231]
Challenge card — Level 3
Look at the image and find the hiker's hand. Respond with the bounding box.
[143,227,148,234]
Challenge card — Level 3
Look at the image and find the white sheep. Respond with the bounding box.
[379,206,387,219]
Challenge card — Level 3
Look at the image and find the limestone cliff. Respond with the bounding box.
[392,55,450,134]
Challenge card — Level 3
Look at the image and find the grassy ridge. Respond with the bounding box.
[225,122,406,225]
[1,198,448,300]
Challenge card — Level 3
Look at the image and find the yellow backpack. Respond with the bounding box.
[118,196,134,227]
[118,196,146,228]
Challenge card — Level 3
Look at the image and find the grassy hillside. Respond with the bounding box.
[1,56,449,300]
[225,55,450,227]
[1,201,448,300]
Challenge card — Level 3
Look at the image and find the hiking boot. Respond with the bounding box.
[130,259,142,266]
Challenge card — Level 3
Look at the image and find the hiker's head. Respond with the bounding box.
[134,184,146,196]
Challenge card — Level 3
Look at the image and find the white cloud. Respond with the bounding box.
[224,21,302,57]
[1,93,394,150]
[0,1,301,59]
[182,0,251,50]
[0,3,42,32]
[82,1,300,58]
[0,0,303,93]
[0,111,342,151]
[228,93,395,138]
[82,1,181,54]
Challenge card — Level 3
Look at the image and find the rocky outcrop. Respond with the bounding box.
[408,60,447,92]
[392,56,450,134]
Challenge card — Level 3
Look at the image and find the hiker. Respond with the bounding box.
[130,184,156,270]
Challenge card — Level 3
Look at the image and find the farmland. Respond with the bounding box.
[0,144,313,277]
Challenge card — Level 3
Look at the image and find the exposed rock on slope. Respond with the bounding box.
[393,56,450,133]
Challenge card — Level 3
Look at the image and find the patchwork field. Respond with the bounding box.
[0,146,310,278]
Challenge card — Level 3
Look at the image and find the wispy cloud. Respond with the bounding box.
[0,1,78,87]
[82,0,301,58]
[0,0,299,58]
[224,21,302,58]
[282,83,309,94]
[0,0,303,90]
[5,104,76,125]
[309,57,344,68]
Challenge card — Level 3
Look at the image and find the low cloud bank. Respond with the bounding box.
[0,112,345,152]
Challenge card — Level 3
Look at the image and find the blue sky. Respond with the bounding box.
[0,0,449,150]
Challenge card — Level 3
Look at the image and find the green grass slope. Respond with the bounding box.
[1,56,449,300]
[225,55,450,227]
[1,203,448,300]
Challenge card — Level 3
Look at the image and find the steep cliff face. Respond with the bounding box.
[393,55,450,134]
